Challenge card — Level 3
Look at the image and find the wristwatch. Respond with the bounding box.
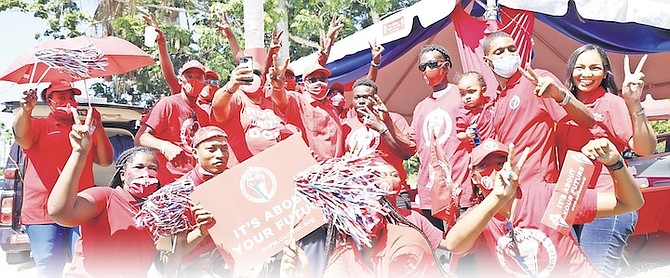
[606,157,625,171]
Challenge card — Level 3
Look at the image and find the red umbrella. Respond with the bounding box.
[0,36,154,84]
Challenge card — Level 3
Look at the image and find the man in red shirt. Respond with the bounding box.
[481,31,595,185]
[411,44,470,231]
[269,60,344,161]
[343,79,416,209]
[13,80,113,277]
[136,60,211,185]
[444,138,643,277]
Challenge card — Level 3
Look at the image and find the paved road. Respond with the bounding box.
[0,250,35,277]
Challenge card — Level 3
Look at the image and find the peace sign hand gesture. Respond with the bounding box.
[491,144,529,201]
[369,38,384,64]
[622,54,648,105]
[142,13,165,41]
[269,29,284,51]
[519,63,564,101]
[68,107,94,154]
[268,54,289,91]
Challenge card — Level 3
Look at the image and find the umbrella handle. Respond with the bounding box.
[29,61,38,84]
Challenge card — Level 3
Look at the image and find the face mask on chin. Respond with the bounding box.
[307,81,329,100]
[490,55,521,79]
[240,75,262,94]
[182,79,205,98]
[125,168,159,199]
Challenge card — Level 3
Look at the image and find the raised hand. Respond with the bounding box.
[142,13,165,41]
[191,204,215,236]
[216,12,234,35]
[279,241,309,278]
[326,13,344,40]
[369,38,384,63]
[268,54,289,90]
[68,107,93,153]
[227,64,253,92]
[622,54,648,104]
[519,62,563,101]
[269,29,284,51]
[491,144,529,200]
[581,138,620,167]
[19,89,38,111]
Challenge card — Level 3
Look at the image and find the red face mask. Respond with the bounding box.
[49,99,76,123]
[422,68,447,87]
[125,168,159,199]
[182,79,205,98]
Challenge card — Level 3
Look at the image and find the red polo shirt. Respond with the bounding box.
[342,112,412,190]
[21,114,96,224]
[470,182,599,277]
[491,71,567,185]
[214,93,287,162]
[556,88,633,192]
[284,90,344,161]
[65,187,157,277]
[411,84,472,209]
[324,224,442,278]
[142,94,209,184]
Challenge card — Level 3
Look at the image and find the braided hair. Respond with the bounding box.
[109,146,156,188]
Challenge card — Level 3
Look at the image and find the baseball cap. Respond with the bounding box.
[192,126,228,148]
[205,68,219,80]
[286,66,295,76]
[329,82,344,92]
[45,80,81,99]
[471,139,508,166]
[180,60,206,75]
[302,63,331,79]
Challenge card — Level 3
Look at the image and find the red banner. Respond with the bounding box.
[190,135,327,273]
[541,150,596,235]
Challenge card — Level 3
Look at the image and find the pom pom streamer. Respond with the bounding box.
[134,179,196,241]
[293,152,389,248]
[34,43,108,80]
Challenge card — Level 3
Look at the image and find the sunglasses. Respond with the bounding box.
[306,76,327,83]
[418,60,446,72]
[206,79,220,87]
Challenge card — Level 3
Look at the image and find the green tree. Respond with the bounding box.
[3,0,419,107]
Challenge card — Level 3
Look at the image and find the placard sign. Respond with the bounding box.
[191,135,327,273]
[541,150,596,235]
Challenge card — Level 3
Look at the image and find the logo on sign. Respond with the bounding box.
[496,227,557,277]
[240,167,278,203]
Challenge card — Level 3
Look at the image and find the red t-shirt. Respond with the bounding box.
[342,112,412,189]
[284,91,344,161]
[556,88,633,192]
[471,181,599,277]
[410,84,472,209]
[491,71,567,185]
[142,94,209,184]
[455,97,494,143]
[324,224,442,278]
[64,187,157,277]
[215,94,287,162]
[401,209,443,250]
[21,115,96,224]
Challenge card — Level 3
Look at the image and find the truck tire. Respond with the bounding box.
[6,250,30,265]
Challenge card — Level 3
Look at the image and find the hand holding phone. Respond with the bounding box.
[239,56,254,82]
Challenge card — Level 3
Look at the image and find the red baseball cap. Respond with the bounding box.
[45,80,81,99]
[192,126,228,148]
[286,66,295,76]
[180,60,206,75]
[302,63,331,79]
[471,139,509,166]
[205,68,219,80]
[329,82,344,92]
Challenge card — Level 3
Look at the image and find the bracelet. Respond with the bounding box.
[633,107,646,116]
[605,157,625,171]
[371,60,380,67]
[558,91,571,106]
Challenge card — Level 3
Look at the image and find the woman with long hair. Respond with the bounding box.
[47,111,161,277]
[557,44,656,277]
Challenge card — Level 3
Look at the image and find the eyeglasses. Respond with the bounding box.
[206,79,220,87]
[306,76,327,83]
[418,60,445,72]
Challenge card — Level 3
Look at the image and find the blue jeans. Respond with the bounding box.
[26,224,80,278]
[578,211,638,277]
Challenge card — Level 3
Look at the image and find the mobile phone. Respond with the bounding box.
[239,56,254,82]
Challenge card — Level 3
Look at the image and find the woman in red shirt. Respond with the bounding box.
[556,44,656,277]
[47,111,160,277]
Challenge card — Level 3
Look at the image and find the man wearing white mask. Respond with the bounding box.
[269,61,344,161]
[211,60,292,162]
[482,31,594,186]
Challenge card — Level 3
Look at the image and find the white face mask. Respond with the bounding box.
[240,75,261,94]
[491,55,521,78]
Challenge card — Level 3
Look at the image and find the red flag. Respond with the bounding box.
[428,133,460,229]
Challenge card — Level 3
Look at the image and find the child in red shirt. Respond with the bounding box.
[455,71,493,147]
